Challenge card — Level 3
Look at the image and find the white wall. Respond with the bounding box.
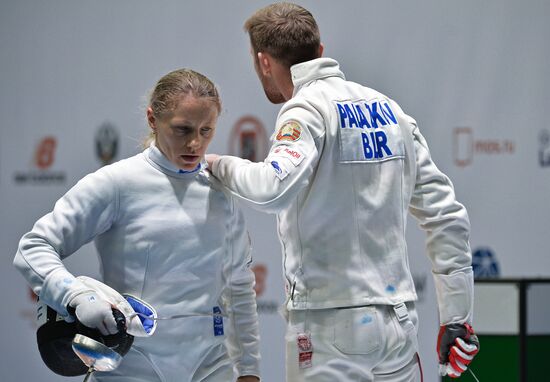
[1,1,549,381]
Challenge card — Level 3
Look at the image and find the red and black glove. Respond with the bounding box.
[437,323,479,378]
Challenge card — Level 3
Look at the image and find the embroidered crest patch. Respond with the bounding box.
[276,121,302,142]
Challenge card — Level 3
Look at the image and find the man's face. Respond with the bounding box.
[252,49,286,104]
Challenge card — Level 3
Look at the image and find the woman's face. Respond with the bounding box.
[148,95,218,171]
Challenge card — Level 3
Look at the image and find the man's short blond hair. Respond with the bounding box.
[244,2,321,67]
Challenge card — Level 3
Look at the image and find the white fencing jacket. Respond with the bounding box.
[14,145,260,381]
[211,58,473,325]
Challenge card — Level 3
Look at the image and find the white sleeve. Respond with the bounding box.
[223,199,261,378]
[13,168,118,318]
[212,104,321,213]
[408,124,473,325]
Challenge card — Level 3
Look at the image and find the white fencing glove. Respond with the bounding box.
[437,323,480,378]
[69,292,119,336]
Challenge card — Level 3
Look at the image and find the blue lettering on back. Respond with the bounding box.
[336,99,403,162]
[344,103,359,127]
[381,102,397,125]
[364,102,388,128]
[375,131,392,157]
[361,132,374,159]
[337,103,347,128]
[354,104,371,128]
[337,100,397,130]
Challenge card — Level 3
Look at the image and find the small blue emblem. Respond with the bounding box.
[271,161,282,174]
[213,306,224,336]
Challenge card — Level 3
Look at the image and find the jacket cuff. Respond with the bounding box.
[433,266,474,325]
[41,268,95,318]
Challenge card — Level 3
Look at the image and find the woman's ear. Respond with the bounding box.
[146,107,156,131]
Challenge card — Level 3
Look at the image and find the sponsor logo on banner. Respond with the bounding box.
[13,136,66,184]
[252,264,268,297]
[19,287,39,328]
[472,247,500,279]
[228,115,268,161]
[539,129,550,167]
[453,127,515,167]
[96,122,119,166]
[252,263,279,315]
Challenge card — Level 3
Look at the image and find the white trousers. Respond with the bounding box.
[286,303,421,382]
[91,343,233,382]
[90,317,233,382]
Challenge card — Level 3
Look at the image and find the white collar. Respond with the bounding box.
[146,143,203,176]
[290,57,345,92]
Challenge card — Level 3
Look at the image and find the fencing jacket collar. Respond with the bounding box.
[290,57,346,92]
[146,142,203,177]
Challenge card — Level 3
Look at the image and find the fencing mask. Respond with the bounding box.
[36,300,134,376]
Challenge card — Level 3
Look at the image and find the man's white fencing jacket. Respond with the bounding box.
[212,57,473,325]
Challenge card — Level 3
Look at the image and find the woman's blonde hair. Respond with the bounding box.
[143,68,221,148]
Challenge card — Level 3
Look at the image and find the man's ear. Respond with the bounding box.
[257,52,272,76]
[318,43,324,57]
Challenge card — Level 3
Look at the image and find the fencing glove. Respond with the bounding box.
[437,323,479,378]
[69,292,119,336]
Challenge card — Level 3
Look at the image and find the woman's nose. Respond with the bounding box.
[186,135,202,150]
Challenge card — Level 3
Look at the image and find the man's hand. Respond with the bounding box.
[69,292,118,335]
[205,154,220,171]
[437,323,479,378]
[237,376,260,382]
